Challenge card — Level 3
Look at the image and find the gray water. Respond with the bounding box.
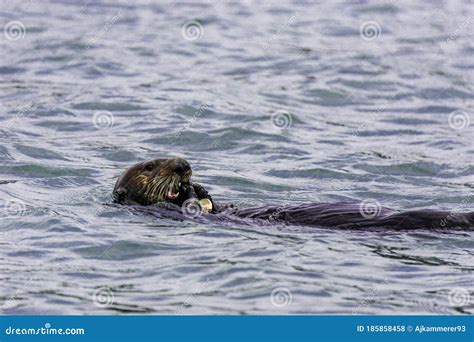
[0,0,473,315]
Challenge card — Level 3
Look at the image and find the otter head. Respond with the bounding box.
[112,158,192,205]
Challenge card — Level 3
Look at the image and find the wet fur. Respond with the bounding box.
[113,158,474,230]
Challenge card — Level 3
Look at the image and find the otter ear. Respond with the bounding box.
[112,187,128,204]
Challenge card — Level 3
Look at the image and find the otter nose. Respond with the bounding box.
[174,159,191,176]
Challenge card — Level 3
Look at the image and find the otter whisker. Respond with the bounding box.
[152,175,175,202]
[152,178,168,201]
[151,173,181,202]
[147,177,165,201]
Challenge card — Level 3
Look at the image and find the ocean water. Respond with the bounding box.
[0,0,473,315]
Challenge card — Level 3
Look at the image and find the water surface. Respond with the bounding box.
[0,1,473,314]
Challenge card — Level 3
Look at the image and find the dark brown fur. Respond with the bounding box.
[113,158,474,229]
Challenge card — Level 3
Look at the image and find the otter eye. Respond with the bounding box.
[144,164,154,171]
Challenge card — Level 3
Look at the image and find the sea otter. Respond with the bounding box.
[112,158,474,229]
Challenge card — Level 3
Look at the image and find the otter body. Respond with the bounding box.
[230,203,474,229]
[113,158,474,230]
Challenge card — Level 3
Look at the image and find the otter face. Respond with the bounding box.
[112,158,192,205]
